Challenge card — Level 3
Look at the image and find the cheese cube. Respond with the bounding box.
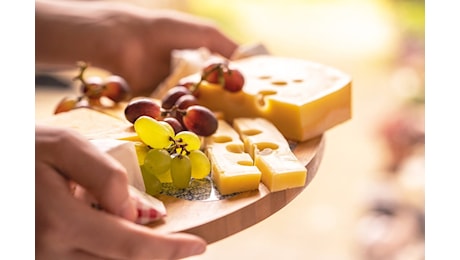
[205,120,262,195]
[233,118,307,192]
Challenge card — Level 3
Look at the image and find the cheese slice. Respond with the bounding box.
[205,120,262,195]
[181,55,352,142]
[38,107,138,140]
[233,118,307,192]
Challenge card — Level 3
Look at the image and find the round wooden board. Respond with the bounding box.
[147,135,325,243]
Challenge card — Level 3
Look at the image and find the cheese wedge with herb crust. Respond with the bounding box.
[233,117,307,192]
[181,55,352,142]
[204,120,262,195]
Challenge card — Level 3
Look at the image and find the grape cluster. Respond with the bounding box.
[176,60,245,95]
[200,61,245,92]
[54,61,130,114]
[134,115,211,195]
[124,93,218,138]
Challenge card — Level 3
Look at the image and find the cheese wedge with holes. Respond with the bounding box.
[205,120,262,195]
[181,55,352,142]
[233,117,307,192]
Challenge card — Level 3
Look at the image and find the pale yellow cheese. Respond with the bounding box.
[38,107,138,140]
[182,55,352,142]
[233,118,307,192]
[205,120,262,195]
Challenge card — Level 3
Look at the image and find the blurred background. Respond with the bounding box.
[36,0,425,259]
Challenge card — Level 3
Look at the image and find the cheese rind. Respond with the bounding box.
[205,120,262,195]
[233,118,307,192]
[91,139,146,192]
[183,55,352,141]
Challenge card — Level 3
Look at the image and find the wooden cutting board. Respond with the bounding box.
[35,85,325,244]
[147,135,325,243]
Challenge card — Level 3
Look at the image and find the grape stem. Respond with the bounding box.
[190,61,229,93]
[72,61,90,86]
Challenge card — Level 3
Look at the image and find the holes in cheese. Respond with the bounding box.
[204,120,262,195]
[183,55,351,141]
[206,118,308,194]
[233,117,307,192]
[256,90,277,107]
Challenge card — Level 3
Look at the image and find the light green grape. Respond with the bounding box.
[170,154,192,189]
[134,141,150,165]
[155,168,173,183]
[188,149,211,179]
[140,164,162,196]
[143,148,171,176]
[175,131,201,154]
[134,116,173,149]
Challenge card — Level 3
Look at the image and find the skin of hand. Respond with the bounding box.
[35,124,206,260]
[35,0,239,97]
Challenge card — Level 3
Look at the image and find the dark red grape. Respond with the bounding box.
[124,98,161,124]
[102,75,130,102]
[182,105,218,136]
[81,76,104,99]
[163,117,184,134]
[175,94,199,110]
[223,69,245,92]
[161,86,192,109]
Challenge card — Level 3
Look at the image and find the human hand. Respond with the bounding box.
[103,6,239,97]
[35,0,239,97]
[35,125,206,259]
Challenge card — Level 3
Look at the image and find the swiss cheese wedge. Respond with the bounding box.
[181,55,352,142]
[233,118,307,192]
[205,120,262,195]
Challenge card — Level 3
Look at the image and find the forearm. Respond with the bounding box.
[35,0,124,69]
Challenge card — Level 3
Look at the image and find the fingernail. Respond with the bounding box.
[191,240,206,255]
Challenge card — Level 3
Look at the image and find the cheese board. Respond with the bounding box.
[36,79,326,244]
[146,134,324,243]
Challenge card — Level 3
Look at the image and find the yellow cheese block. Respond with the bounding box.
[184,55,352,142]
[233,118,307,192]
[37,107,138,140]
[205,120,262,195]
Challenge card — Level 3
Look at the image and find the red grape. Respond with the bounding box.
[163,117,184,134]
[54,96,81,114]
[202,63,223,84]
[223,69,245,92]
[124,98,162,124]
[81,76,104,99]
[102,75,130,102]
[182,105,218,136]
[161,86,191,109]
[175,94,199,110]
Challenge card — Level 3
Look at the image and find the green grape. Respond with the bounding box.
[189,150,211,179]
[134,116,173,149]
[140,164,162,196]
[143,148,172,175]
[155,169,173,183]
[170,154,192,189]
[134,142,150,165]
[175,131,201,153]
